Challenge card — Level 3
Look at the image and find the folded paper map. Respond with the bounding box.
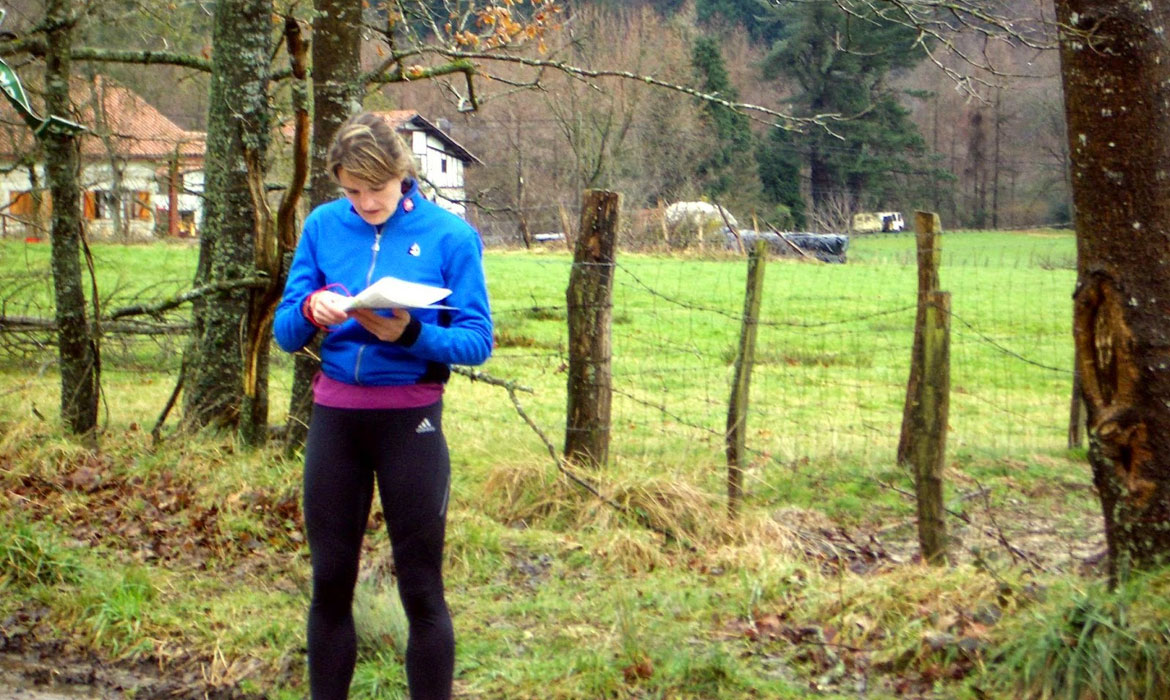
[340,276,454,311]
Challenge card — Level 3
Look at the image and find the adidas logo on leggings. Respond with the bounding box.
[415,417,436,434]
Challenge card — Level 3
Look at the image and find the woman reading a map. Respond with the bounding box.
[273,111,493,700]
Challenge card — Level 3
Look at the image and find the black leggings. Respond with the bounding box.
[303,401,453,700]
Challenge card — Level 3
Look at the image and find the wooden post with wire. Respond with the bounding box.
[726,238,767,518]
[895,211,951,563]
[915,289,951,565]
[898,211,942,465]
[565,189,620,469]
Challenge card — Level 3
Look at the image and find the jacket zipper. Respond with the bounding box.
[353,226,384,384]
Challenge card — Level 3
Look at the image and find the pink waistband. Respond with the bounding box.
[312,372,444,409]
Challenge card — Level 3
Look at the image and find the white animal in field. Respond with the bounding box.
[664,201,737,245]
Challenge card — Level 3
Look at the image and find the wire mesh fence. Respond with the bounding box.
[0,231,1077,473]
[484,231,1077,479]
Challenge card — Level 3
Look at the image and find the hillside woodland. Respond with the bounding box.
[2,0,1068,244]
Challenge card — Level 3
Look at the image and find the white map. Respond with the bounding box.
[340,276,454,311]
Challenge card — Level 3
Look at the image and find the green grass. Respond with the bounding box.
[0,229,1131,698]
[979,567,1170,700]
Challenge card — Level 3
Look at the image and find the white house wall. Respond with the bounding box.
[404,129,468,219]
[0,161,196,241]
[79,162,157,192]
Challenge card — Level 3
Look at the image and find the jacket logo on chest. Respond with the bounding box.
[408,242,421,257]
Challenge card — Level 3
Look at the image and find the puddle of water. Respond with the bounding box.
[0,655,100,700]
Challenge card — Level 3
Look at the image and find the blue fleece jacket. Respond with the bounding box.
[273,180,493,386]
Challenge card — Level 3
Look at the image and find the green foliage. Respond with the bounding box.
[584,0,689,14]
[84,566,157,656]
[981,569,1170,700]
[760,1,939,214]
[0,517,84,589]
[696,0,785,42]
[757,127,807,228]
[354,578,409,661]
[350,648,408,699]
[691,36,765,210]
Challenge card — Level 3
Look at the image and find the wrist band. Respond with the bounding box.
[303,283,351,332]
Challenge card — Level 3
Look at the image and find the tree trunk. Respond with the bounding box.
[991,88,1002,230]
[43,0,99,436]
[809,143,833,214]
[285,0,363,450]
[239,17,309,446]
[1057,0,1170,582]
[183,0,272,431]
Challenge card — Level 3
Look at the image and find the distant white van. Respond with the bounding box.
[852,211,905,233]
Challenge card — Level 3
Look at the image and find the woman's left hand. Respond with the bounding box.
[350,308,412,342]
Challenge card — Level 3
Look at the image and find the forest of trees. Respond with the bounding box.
[3,0,1072,246]
[385,0,1072,241]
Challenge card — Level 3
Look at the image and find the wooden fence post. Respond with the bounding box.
[915,290,951,565]
[898,211,942,465]
[565,190,620,469]
[726,239,767,518]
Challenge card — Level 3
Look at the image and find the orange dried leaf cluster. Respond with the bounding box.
[460,1,562,51]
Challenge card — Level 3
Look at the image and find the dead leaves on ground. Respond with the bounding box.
[724,602,998,696]
[4,450,303,569]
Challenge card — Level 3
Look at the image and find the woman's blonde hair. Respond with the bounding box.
[327,112,417,184]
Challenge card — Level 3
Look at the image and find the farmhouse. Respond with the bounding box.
[279,110,480,220]
[0,88,481,241]
[371,110,481,219]
[0,75,205,241]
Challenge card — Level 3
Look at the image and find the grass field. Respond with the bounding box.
[3,230,1163,699]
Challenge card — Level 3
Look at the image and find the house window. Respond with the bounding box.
[9,191,35,218]
[95,190,119,219]
[440,157,448,174]
[132,191,152,220]
[81,190,148,221]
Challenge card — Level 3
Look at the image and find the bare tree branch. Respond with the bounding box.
[0,37,213,72]
[106,277,268,320]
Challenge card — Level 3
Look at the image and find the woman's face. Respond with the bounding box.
[338,168,404,226]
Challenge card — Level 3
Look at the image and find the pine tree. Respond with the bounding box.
[691,36,762,211]
[757,127,806,229]
[761,1,935,220]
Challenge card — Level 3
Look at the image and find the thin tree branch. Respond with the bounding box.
[0,38,214,72]
[106,277,268,320]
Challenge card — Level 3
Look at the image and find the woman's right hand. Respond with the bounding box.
[309,290,351,326]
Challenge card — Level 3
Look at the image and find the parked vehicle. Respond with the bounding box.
[852,211,905,233]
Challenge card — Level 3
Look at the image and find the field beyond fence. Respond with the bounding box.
[0,230,1081,518]
[480,230,1076,514]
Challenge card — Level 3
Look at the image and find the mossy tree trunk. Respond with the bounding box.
[285,0,364,450]
[1057,0,1170,583]
[183,0,272,432]
[43,0,99,436]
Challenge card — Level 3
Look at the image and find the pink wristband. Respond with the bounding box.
[302,283,351,332]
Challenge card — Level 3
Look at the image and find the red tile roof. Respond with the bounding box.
[0,75,205,162]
